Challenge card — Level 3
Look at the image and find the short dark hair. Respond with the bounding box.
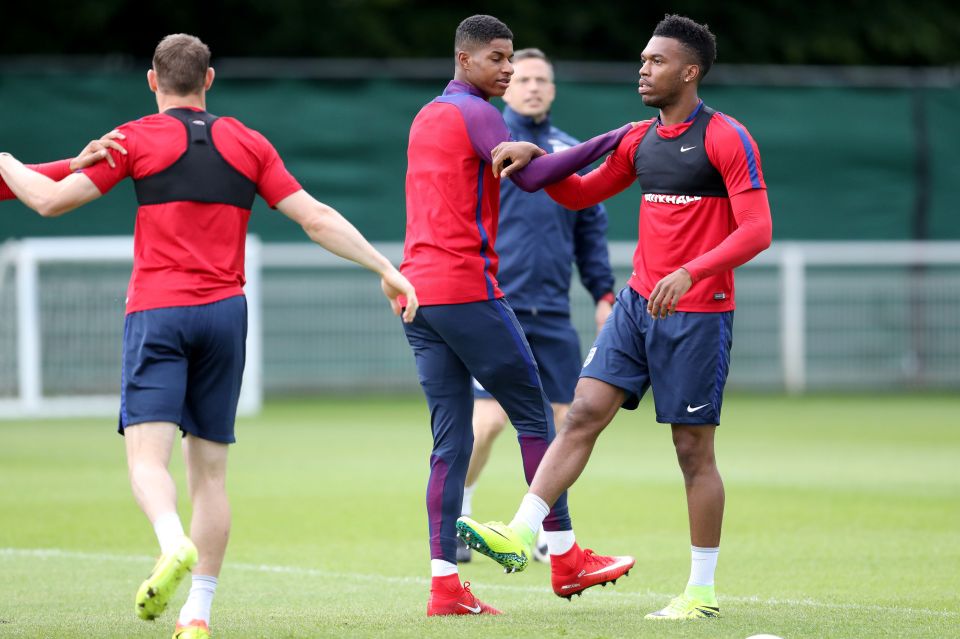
[454,15,513,54]
[153,34,211,96]
[652,14,717,79]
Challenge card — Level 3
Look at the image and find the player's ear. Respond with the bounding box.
[146,69,159,93]
[205,67,215,91]
[684,64,700,84]
[456,50,471,72]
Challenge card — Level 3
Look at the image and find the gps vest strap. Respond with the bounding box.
[133,108,257,210]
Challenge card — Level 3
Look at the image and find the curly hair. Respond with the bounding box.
[455,15,513,53]
[652,15,717,79]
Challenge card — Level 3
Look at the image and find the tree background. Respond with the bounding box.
[3,0,959,65]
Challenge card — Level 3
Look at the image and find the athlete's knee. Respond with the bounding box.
[552,403,571,433]
[672,427,717,478]
[472,399,508,445]
[127,460,156,485]
[126,451,168,478]
[185,457,228,494]
[563,394,612,440]
[473,415,507,445]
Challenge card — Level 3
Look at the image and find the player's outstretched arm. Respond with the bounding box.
[488,142,545,177]
[0,131,127,201]
[276,190,418,322]
[493,122,634,191]
[545,156,636,211]
[0,153,102,217]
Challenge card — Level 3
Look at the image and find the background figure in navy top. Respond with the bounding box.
[400,15,635,616]
[459,48,616,564]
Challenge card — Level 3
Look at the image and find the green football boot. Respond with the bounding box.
[645,591,721,619]
[455,517,531,573]
[135,536,199,620]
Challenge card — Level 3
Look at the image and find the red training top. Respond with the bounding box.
[547,104,771,312]
[401,80,630,306]
[82,107,300,314]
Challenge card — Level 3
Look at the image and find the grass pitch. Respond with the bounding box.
[0,393,957,638]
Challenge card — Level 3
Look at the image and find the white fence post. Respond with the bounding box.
[239,236,263,415]
[781,243,806,394]
[15,244,42,413]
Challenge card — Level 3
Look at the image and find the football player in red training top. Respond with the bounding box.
[468,14,772,620]
[0,33,417,639]
[401,14,636,616]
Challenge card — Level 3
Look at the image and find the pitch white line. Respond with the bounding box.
[2,547,957,618]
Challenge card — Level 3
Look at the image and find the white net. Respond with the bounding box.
[0,237,262,417]
[2,238,958,418]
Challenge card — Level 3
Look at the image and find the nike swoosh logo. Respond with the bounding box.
[483,526,510,541]
[686,403,710,413]
[458,602,482,614]
[680,145,697,152]
[582,556,635,577]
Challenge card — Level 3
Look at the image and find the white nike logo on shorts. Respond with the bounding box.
[686,403,710,413]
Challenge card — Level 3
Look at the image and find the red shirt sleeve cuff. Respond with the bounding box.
[681,265,701,284]
[30,159,74,180]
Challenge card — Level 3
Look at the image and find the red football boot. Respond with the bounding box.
[426,575,503,616]
[550,542,635,599]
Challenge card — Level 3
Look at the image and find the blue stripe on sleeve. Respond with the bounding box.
[718,114,761,189]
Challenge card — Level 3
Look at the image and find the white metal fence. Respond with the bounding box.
[1,238,957,418]
[0,237,263,418]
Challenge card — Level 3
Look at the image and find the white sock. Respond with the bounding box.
[177,575,218,625]
[152,512,185,555]
[430,559,458,577]
[461,483,477,517]
[544,529,576,556]
[688,545,720,586]
[509,493,550,537]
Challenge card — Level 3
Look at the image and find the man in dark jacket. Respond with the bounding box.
[459,47,615,562]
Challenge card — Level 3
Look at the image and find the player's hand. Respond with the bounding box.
[491,141,546,179]
[69,130,127,170]
[595,298,613,335]
[381,269,419,323]
[647,268,693,319]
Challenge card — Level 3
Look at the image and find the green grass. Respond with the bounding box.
[0,394,958,638]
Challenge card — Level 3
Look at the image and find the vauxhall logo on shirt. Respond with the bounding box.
[644,194,703,205]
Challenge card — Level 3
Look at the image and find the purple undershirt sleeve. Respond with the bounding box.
[457,98,512,163]
[510,123,634,193]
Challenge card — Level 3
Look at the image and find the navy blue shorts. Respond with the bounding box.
[118,295,247,443]
[473,311,581,404]
[581,286,733,425]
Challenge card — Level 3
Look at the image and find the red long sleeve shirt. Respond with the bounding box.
[547,107,771,312]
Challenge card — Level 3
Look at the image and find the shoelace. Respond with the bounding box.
[581,548,606,568]
[462,581,473,595]
[663,594,694,614]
